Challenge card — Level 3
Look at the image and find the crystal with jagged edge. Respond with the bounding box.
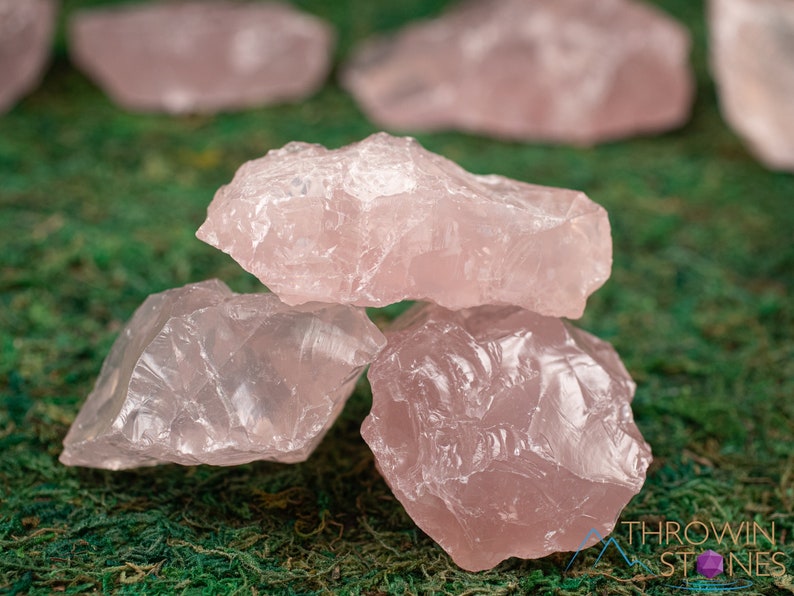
[0,0,57,114]
[69,1,334,114]
[362,303,651,571]
[196,132,611,319]
[341,0,693,145]
[60,280,386,469]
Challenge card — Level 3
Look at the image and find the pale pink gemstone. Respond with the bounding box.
[69,1,334,114]
[197,133,612,319]
[60,280,386,469]
[0,0,56,113]
[710,0,794,171]
[363,303,651,571]
[342,0,694,145]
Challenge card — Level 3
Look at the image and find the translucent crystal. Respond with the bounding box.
[0,0,56,113]
[69,1,334,114]
[60,280,386,469]
[342,0,693,145]
[709,0,794,171]
[197,132,611,319]
[362,303,651,571]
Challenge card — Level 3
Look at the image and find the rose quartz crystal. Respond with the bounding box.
[709,0,794,171]
[60,280,386,470]
[362,303,651,571]
[0,0,56,113]
[196,133,611,319]
[69,1,334,114]
[342,0,694,145]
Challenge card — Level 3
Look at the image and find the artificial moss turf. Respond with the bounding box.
[1,0,793,594]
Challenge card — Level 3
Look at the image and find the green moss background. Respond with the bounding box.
[1,0,792,594]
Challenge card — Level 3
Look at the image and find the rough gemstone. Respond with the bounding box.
[362,303,651,571]
[341,0,693,145]
[69,1,334,114]
[696,550,724,579]
[709,0,794,171]
[60,280,386,469]
[196,133,611,319]
[0,0,56,114]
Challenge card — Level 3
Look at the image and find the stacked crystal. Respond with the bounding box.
[62,133,651,571]
[60,280,386,468]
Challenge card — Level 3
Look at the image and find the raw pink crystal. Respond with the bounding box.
[69,1,334,114]
[709,0,794,171]
[0,0,56,113]
[362,303,651,571]
[342,0,694,145]
[196,133,611,319]
[60,280,386,469]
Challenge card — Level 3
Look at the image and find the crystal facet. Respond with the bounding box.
[696,550,724,579]
[362,303,651,571]
[197,132,611,319]
[69,1,334,114]
[0,0,56,114]
[342,0,693,145]
[709,0,794,171]
[60,280,386,469]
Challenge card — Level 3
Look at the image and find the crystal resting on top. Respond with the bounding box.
[197,132,612,319]
[362,302,652,572]
[60,280,386,469]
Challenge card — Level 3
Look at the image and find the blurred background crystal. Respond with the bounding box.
[709,0,794,171]
[342,0,694,144]
[0,0,57,114]
[69,1,334,114]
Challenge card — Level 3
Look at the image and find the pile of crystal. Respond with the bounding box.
[59,280,386,469]
[195,132,650,570]
[0,0,57,114]
[342,0,694,145]
[61,132,647,570]
[709,0,794,171]
[69,0,334,114]
[197,132,612,318]
[363,304,652,571]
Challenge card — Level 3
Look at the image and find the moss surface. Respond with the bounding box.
[1,0,792,594]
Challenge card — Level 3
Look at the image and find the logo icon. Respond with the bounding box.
[665,549,752,592]
[697,550,723,579]
[566,529,756,593]
[564,528,655,575]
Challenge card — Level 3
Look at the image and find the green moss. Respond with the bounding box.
[1,0,792,594]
